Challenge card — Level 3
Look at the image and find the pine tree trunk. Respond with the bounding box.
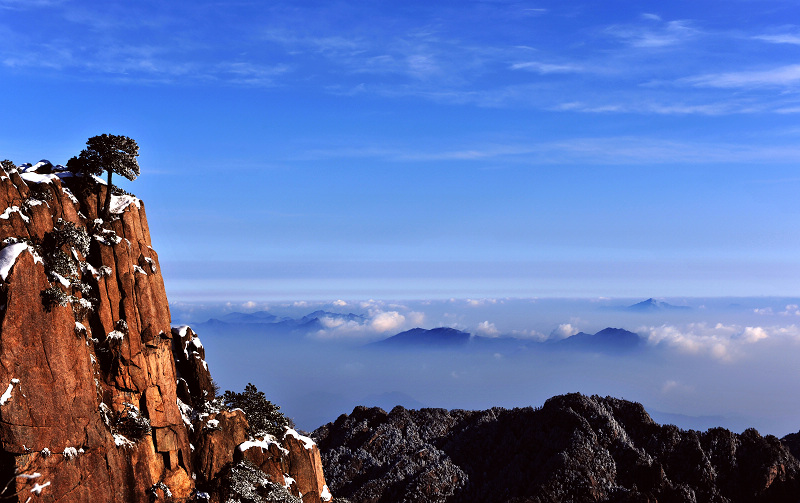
[103,170,113,219]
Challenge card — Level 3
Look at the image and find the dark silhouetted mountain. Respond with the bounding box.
[217,310,285,324]
[554,327,642,353]
[196,310,367,339]
[466,335,538,352]
[300,310,366,324]
[782,430,800,461]
[207,310,364,326]
[626,297,691,312]
[361,391,426,411]
[314,393,800,503]
[371,327,471,348]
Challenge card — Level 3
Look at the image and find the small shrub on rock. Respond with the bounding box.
[113,402,151,442]
[47,249,78,280]
[221,460,301,503]
[43,219,90,257]
[41,286,70,311]
[28,183,53,202]
[0,159,15,172]
[71,296,95,321]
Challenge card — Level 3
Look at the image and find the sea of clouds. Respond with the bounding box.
[170,297,800,435]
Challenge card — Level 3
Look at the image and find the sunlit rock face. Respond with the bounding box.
[0,161,330,503]
[315,393,800,503]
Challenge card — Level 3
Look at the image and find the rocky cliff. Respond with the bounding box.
[0,160,330,503]
[314,393,800,503]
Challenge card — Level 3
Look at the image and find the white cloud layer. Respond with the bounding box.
[551,323,579,340]
[639,322,800,361]
[370,311,406,332]
[476,321,500,337]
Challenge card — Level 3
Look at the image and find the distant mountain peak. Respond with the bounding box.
[626,298,690,312]
[300,310,365,323]
[372,327,471,348]
[556,327,642,352]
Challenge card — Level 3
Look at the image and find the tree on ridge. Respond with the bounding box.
[67,134,140,218]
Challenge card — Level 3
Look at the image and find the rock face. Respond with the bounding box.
[0,161,329,502]
[315,393,800,503]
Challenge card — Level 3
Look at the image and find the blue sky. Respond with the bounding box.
[3,0,800,300]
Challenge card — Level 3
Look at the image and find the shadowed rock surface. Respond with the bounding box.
[315,393,800,503]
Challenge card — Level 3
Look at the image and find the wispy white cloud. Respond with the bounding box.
[753,33,800,45]
[0,0,65,9]
[522,8,547,15]
[288,135,800,167]
[0,38,290,86]
[552,101,748,115]
[262,30,368,57]
[1,0,796,119]
[606,19,698,48]
[510,61,584,74]
[215,61,290,86]
[405,54,441,80]
[685,64,800,89]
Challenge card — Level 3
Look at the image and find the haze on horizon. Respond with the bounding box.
[170,296,800,438]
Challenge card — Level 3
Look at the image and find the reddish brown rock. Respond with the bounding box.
[236,437,289,486]
[193,410,249,485]
[0,163,332,502]
[283,429,329,502]
[0,167,192,501]
[172,326,215,407]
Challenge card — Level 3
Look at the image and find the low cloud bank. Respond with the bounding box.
[640,322,800,361]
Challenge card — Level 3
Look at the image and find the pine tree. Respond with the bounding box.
[223,383,291,438]
[67,134,140,218]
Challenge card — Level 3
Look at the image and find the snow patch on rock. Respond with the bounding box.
[284,429,316,450]
[109,194,141,214]
[0,206,29,223]
[0,378,20,405]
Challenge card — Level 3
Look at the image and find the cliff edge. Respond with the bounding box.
[0,160,330,503]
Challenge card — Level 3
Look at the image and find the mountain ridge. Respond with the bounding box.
[314,393,800,503]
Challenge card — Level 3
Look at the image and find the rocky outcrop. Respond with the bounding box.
[0,160,330,502]
[315,393,800,503]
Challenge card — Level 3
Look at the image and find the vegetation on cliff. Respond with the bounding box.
[67,134,140,218]
[223,384,293,438]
